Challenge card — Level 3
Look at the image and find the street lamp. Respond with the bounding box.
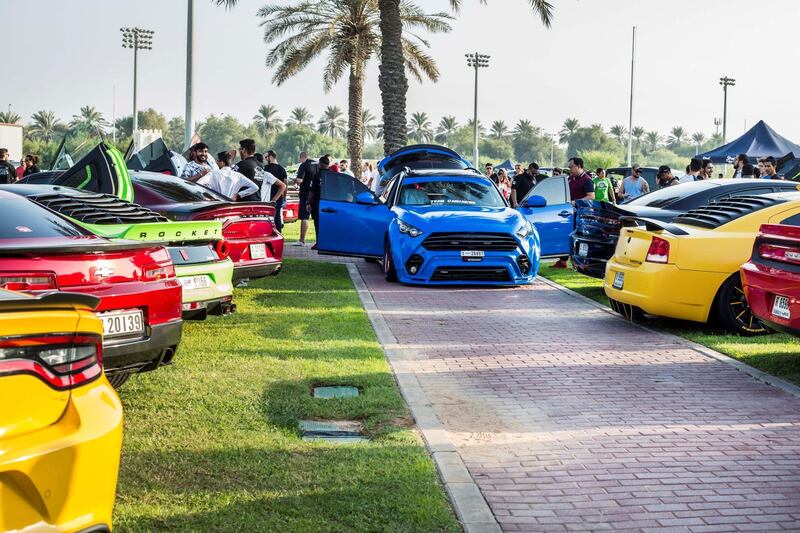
[466,52,490,168]
[719,76,735,144]
[121,27,154,136]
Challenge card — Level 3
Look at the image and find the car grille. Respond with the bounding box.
[30,192,168,224]
[431,267,511,282]
[422,232,518,251]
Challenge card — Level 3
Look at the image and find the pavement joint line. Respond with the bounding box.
[536,274,800,399]
[345,263,499,532]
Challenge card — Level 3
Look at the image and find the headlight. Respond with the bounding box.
[516,221,532,239]
[398,220,423,238]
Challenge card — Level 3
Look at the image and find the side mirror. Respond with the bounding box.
[355,191,378,205]
[523,195,547,208]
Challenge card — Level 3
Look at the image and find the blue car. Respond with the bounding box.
[516,175,574,258]
[317,168,540,285]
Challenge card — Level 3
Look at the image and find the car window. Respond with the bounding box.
[527,176,566,204]
[626,181,717,208]
[323,171,373,203]
[780,213,800,226]
[0,198,89,238]
[380,177,396,204]
[398,180,505,207]
[133,175,227,202]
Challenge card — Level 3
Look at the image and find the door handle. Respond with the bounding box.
[321,207,337,213]
[558,210,572,217]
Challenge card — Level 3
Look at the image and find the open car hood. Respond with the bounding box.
[49,142,135,202]
[126,137,187,176]
[378,144,471,176]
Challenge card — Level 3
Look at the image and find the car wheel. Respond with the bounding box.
[107,371,132,389]
[715,275,769,336]
[384,241,397,282]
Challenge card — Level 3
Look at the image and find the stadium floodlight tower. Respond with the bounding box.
[121,27,154,135]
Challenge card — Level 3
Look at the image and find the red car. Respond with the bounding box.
[741,223,800,337]
[0,191,182,387]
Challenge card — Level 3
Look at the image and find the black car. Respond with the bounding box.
[570,179,800,278]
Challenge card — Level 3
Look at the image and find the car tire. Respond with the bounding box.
[715,275,769,336]
[384,241,397,282]
[107,371,132,389]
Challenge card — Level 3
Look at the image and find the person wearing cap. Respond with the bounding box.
[593,168,616,203]
[657,165,680,187]
[618,163,649,200]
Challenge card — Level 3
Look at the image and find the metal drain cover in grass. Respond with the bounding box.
[313,386,360,399]
[299,420,369,444]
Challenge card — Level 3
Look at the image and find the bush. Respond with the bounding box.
[579,150,622,171]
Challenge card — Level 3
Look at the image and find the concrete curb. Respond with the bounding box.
[346,263,501,533]
[537,274,800,399]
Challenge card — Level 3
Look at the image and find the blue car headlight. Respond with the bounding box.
[398,220,424,238]
[515,221,533,239]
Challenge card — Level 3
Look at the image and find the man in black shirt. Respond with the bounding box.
[484,163,499,185]
[232,138,261,201]
[293,151,318,246]
[510,162,538,207]
[264,150,288,232]
[306,155,329,250]
[0,149,16,184]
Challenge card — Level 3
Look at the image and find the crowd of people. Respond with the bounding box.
[0,149,40,183]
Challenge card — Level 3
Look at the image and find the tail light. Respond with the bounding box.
[143,262,176,281]
[0,333,103,390]
[758,243,800,265]
[215,240,230,260]
[646,236,670,264]
[0,272,58,291]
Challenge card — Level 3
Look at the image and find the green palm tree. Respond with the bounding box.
[318,106,347,138]
[466,118,485,136]
[362,109,379,141]
[559,117,579,144]
[70,105,109,137]
[29,110,63,142]
[258,0,451,174]
[407,112,433,143]
[668,126,686,147]
[691,132,705,154]
[631,126,646,147]
[644,130,661,154]
[609,124,627,144]
[287,107,314,129]
[513,119,537,138]
[253,104,283,137]
[435,115,459,144]
[490,120,508,138]
[0,111,21,124]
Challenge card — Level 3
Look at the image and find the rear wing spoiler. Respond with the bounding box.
[77,220,224,244]
[0,290,100,312]
[619,216,689,236]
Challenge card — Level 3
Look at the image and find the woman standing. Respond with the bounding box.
[361,161,373,188]
[22,155,40,176]
[497,169,511,200]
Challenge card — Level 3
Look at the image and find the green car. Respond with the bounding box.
[6,144,235,320]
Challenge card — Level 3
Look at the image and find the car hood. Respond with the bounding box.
[396,205,525,232]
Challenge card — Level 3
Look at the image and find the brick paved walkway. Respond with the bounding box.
[351,261,800,532]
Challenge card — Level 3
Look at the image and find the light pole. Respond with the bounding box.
[719,76,735,144]
[466,52,490,168]
[626,26,637,167]
[121,27,154,137]
[185,0,194,150]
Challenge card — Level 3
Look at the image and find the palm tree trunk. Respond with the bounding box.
[378,0,408,156]
[348,65,364,177]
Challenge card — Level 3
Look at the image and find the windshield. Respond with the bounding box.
[0,197,89,239]
[398,180,505,207]
[625,181,717,208]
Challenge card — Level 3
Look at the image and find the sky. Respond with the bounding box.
[4,0,800,142]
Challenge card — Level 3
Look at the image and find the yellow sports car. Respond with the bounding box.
[0,290,123,532]
[604,193,800,335]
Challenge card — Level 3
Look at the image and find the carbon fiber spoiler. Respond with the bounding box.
[0,290,100,311]
[619,216,689,235]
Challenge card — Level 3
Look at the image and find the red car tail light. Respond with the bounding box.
[215,240,230,260]
[0,272,58,291]
[758,243,800,266]
[143,262,176,281]
[0,333,103,390]
[646,236,670,264]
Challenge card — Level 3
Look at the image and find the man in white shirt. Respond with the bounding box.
[198,151,258,201]
[258,166,288,203]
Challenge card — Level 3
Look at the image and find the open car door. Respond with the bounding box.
[126,137,184,176]
[317,171,390,257]
[517,176,573,257]
[49,143,134,202]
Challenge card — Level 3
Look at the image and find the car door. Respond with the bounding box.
[517,176,572,257]
[318,171,391,257]
[50,142,134,202]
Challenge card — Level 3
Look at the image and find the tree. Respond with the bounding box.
[609,124,627,144]
[559,117,579,144]
[490,120,508,138]
[253,104,283,137]
[408,112,433,143]
[362,109,379,141]
[631,126,645,148]
[114,108,168,139]
[317,106,347,138]
[668,126,686,148]
[580,150,621,172]
[287,107,314,129]
[567,126,622,159]
[466,118,485,136]
[70,106,109,137]
[165,117,186,149]
[28,111,63,142]
[435,116,459,145]
[0,111,21,124]
[691,132,705,155]
[513,119,538,138]
[273,125,348,162]
[258,0,450,177]
[198,114,245,153]
[644,130,662,154]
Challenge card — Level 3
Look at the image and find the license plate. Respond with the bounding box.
[461,250,484,262]
[578,242,589,257]
[612,271,624,290]
[179,275,212,291]
[98,310,144,338]
[772,295,791,319]
[284,210,294,218]
[250,243,267,259]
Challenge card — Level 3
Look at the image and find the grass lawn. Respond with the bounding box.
[282,220,315,243]
[539,263,800,386]
[114,259,459,532]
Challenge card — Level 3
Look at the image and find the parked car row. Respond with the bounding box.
[1,142,286,530]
